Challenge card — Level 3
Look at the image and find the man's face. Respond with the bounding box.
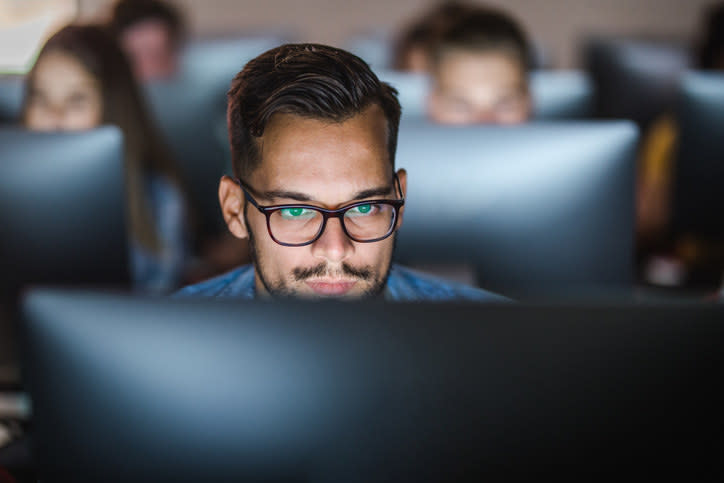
[224,105,406,299]
[119,19,178,81]
[427,49,531,125]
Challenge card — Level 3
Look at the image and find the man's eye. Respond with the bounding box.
[346,204,376,217]
[279,207,317,220]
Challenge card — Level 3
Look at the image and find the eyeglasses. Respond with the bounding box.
[236,175,405,247]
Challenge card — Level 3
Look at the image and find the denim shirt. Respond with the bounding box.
[174,264,507,302]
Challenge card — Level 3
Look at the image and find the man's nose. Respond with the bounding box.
[474,108,498,124]
[310,217,354,264]
[43,106,67,130]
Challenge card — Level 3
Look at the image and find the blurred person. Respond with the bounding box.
[392,1,475,73]
[426,6,533,125]
[108,0,251,281]
[108,0,185,82]
[22,25,192,293]
[637,2,724,288]
[176,43,505,301]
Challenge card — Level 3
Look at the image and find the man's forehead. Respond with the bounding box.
[437,49,526,75]
[248,106,391,190]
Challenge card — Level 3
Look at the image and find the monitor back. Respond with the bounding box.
[671,71,724,239]
[346,31,394,71]
[21,289,724,481]
[583,36,690,129]
[0,126,130,297]
[394,121,638,298]
[0,75,23,125]
[529,70,594,119]
[143,35,285,239]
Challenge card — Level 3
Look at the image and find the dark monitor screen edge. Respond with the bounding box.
[21,289,724,481]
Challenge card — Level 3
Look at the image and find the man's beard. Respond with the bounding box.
[244,209,393,298]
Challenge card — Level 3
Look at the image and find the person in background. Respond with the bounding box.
[22,24,192,293]
[425,6,533,125]
[108,0,185,82]
[392,1,474,73]
[637,2,724,290]
[175,43,506,302]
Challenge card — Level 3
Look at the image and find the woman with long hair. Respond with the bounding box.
[22,24,191,293]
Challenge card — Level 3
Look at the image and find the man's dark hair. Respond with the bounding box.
[392,1,477,70]
[432,7,531,71]
[227,43,401,178]
[108,0,185,45]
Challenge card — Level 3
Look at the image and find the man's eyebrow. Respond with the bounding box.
[351,185,394,200]
[261,190,314,202]
[262,184,394,203]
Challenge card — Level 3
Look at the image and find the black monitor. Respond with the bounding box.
[393,120,638,299]
[529,70,593,119]
[0,75,23,125]
[583,36,690,129]
[671,71,724,239]
[0,126,130,298]
[21,289,724,481]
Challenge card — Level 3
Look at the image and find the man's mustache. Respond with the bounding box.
[292,262,373,281]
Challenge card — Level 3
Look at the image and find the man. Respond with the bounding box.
[426,7,532,125]
[108,0,184,81]
[176,43,504,301]
[392,0,475,73]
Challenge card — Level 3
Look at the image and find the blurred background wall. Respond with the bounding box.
[74,0,714,68]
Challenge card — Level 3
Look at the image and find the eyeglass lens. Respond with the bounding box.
[268,202,397,244]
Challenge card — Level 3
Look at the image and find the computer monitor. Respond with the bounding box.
[180,34,287,81]
[143,35,285,239]
[345,31,394,71]
[0,75,23,125]
[529,70,593,119]
[378,70,594,121]
[393,120,638,299]
[376,70,431,119]
[21,289,724,481]
[583,36,690,129]
[671,71,724,239]
[0,126,130,298]
[143,74,230,238]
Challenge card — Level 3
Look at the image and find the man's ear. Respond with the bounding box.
[395,168,408,230]
[219,175,248,240]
